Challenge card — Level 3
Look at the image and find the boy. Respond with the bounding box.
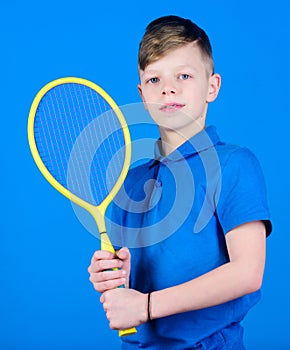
[88,15,271,349]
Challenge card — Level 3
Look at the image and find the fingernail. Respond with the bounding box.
[122,270,127,275]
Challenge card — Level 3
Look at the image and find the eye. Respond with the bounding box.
[147,77,160,84]
[178,74,191,80]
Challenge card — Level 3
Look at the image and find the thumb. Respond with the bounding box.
[116,247,130,261]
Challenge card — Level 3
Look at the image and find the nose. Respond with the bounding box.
[161,79,177,96]
[162,89,176,95]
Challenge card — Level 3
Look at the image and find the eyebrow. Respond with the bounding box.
[143,64,199,74]
[175,64,199,72]
[141,69,158,76]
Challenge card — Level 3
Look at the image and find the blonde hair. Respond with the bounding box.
[138,15,214,74]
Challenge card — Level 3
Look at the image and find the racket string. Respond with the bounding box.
[35,83,127,206]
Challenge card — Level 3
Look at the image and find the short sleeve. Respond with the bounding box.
[216,147,272,236]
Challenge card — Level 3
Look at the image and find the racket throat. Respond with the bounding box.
[89,207,116,255]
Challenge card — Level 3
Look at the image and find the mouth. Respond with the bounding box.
[160,102,185,112]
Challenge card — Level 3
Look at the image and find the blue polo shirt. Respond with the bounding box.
[110,125,271,349]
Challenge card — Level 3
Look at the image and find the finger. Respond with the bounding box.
[100,294,104,304]
[89,269,126,284]
[94,259,123,272]
[100,290,110,304]
[93,277,126,293]
[109,320,118,330]
[116,247,130,260]
[88,258,123,273]
[91,250,115,263]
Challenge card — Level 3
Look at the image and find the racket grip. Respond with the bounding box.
[100,233,137,336]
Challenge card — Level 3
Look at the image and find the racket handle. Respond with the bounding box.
[100,232,137,336]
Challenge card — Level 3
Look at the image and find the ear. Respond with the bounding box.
[137,84,148,110]
[207,73,221,103]
[137,84,143,100]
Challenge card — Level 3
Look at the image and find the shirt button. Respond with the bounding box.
[155,181,162,188]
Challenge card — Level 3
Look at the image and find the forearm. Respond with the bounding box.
[150,260,262,320]
[150,221,266,320]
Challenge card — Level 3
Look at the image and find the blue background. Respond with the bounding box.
[1,1,289,349]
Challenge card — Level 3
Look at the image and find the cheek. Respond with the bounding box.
[187,85,206,104]
[195,84,210,104]
[142,86,154,100]
[142,92,159,107]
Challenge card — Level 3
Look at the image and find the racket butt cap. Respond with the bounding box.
[119,327,137,337]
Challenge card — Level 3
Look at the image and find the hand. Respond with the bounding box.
[100,288,148,329]
[88,247,131,292]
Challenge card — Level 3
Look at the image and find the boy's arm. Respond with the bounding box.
[150,220,266,319]
[100,220,266,329]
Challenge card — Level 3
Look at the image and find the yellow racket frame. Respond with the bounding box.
[27,77,136,336]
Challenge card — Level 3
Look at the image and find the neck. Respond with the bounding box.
[159,121,205,156]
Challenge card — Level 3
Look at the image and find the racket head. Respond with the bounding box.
[27,77,131,232]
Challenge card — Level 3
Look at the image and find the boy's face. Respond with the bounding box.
[138,42,221,138]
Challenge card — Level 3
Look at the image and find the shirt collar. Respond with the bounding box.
[153,125,221,163]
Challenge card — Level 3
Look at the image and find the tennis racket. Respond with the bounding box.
[27,77,137,336]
